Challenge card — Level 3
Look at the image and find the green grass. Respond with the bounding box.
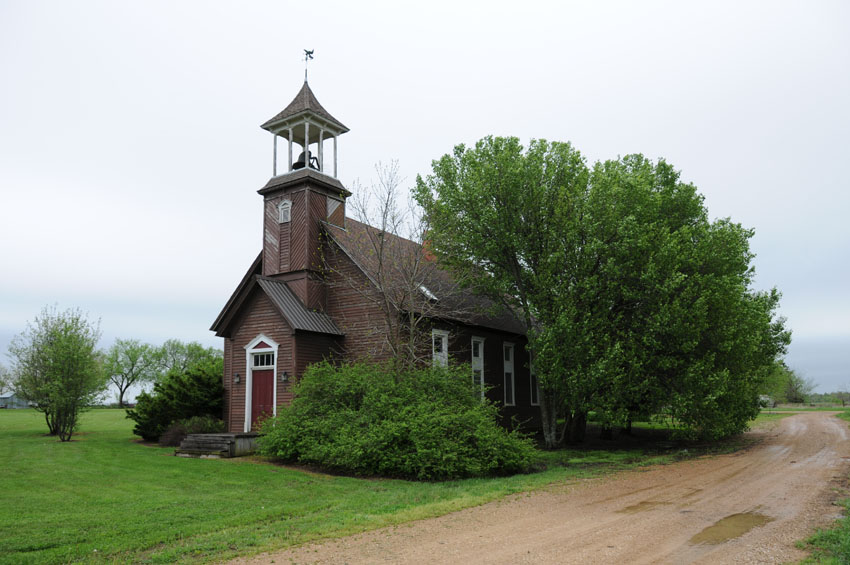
[0,409,777,564]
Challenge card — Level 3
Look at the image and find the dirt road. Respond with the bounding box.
[235,412,850,564]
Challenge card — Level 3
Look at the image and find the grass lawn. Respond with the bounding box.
[0,409,787,564]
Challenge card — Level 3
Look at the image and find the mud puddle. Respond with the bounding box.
[689,512,774,545]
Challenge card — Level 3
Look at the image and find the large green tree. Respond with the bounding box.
[158,339,222,374]
[104,338,161,408]
[8,306,107,441]
[415,137,789,446]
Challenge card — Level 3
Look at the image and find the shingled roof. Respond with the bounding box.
[324,218,528,336]
[261,81,349,133]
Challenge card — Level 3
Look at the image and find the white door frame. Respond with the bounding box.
[243,334,279,432]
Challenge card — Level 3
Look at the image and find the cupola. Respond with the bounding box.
[261,81,349,178]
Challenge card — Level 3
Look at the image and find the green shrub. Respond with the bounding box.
[127,359,224,441]
[257,361,535,480]
[158,414,227,447]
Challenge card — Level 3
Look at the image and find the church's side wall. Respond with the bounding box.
[441,325,539,432]
[223,289,294,433]
[324,241,394,362]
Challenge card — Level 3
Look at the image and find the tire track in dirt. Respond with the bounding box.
[232,412,850,564]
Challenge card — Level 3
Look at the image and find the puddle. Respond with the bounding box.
[617,500,669,514]
[689,512,774,545]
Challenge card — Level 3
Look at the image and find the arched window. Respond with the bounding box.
[278,200,292,223]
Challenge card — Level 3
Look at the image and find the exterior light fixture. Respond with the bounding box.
[233,373,240,384]
[280,371,288,382]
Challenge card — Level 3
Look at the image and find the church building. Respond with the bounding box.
[210,80,539,434]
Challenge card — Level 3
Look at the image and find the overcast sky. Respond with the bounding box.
[1,1,848,393]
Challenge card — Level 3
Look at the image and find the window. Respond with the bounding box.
[432,329,449,367]
[278,199,292,223]
[471,337,485,399]
[253,352,275,368]
[503,343,515,406]
[529,351,540,406]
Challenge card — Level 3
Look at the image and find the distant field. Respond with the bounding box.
[0,409,799,564]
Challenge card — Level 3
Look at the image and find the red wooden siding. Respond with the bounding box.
[324,242,394,362]
[327,197,345,227]
[262,198,280,277]
[224,290,294,433]
[289,191,307,271]
[308,190,326,270]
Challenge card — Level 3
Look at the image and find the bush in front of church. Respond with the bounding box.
[257,361,535,480]
[126,358,224,442]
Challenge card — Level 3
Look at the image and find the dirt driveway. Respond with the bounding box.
[234,412,850,564]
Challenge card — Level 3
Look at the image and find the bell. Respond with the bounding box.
[293,150,308,170]
[293,150,320,171]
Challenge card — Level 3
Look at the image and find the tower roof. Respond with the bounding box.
[261,81,348,134]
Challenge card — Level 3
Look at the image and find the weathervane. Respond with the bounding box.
[304,49,314,82]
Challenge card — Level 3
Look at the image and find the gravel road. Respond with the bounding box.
[233,412,850,564]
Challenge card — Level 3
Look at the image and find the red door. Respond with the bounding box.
[251,369,274,430]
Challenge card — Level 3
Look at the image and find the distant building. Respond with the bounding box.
[0,392,29,409]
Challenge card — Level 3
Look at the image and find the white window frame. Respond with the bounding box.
[432,329,449,367]
[278,199,292,223]
[529,350,540,406]
[243,334,279,433]
[503,342,515,406]
[471,336,485,400]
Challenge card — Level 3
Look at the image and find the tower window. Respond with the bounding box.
[278,200,292,223]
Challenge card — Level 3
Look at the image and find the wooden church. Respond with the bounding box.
[210,80,539,434]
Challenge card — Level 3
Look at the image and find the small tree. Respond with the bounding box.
[325,161,474,369]
[9,306,106,441]
[785,370,816,404]
[0,362,13,394]
[104,339,161,407]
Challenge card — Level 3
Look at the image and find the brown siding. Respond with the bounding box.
[225,289,294,433]
[327,197,344,227]
[308,191,326,270]
[440,325,539,432]
[294,333,339,378]
[278,221,290,273]
[290,191,307,271]
[262,198,279,277]
[324,242,393,362]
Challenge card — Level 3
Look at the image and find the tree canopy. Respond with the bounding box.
[8,306,107,441]
[415,136,789,445]
[104,339,161,407]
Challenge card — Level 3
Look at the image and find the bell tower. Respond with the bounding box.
[257,78,350,310]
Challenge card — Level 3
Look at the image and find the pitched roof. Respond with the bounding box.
[324,218,528,336]
[256,277,343,336]
[210,255,343,337]
[261,81,349,133]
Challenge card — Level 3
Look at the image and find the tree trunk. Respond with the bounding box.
[539,391,565,449]
[620,418,633,435]
[539,394,557,449]
[600,422,613,440]
[566,409,587,443]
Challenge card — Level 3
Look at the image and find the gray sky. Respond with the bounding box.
[1,1,848,392]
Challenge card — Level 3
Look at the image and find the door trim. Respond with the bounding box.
[243,334,279,432]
